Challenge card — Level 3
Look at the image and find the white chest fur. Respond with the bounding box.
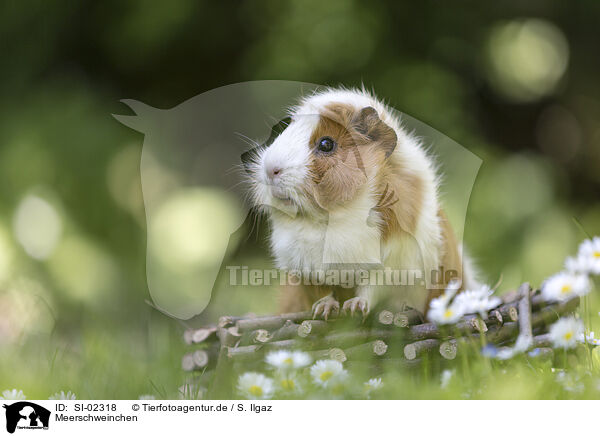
[269,191,384,271]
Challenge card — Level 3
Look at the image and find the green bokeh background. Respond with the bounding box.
[1,1,599,399]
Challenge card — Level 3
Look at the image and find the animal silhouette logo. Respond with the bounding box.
[113,81,481,318]
[2,402,50,434]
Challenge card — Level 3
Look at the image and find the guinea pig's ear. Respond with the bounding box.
[240,116,291,175]
[353,107,397,158]
[264,116,291,148]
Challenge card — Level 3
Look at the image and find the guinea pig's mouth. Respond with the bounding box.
[271,191,294,205]
[269,185,296,205]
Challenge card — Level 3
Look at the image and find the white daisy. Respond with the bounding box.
[578,331,600,346]
[138,395,156,400]
[309,360,348,388]
[577,237,600,274]
[274,373,302,395]
[437,279,462,305]
[363,378,383,398]
[0,389,26,400]
[556,371,584,393]
[364,378,383,391]
[564,255,592,275]
[541,271,590,302]
[440,369,454,389]
[265,350,312,370]
[237,372,274,399]
[49,391,76,400]
[427,280,465,324]
[454,284,501,318]
[549,317,584,349]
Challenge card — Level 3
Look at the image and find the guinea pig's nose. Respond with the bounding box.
[266,164,283,181]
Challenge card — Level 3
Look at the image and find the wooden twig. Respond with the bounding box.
[227,345,261,361]
[327,348,347,362]
[240,328,273,346]
[182,353,195,371]
[407,316,486,341]
[318,330,389,348]
[217,326,242,347]
[183,326,217,344]
[270,320,299,342]
[489,310,503,326]
[487,297,579,345]
[517,282,533,346]
[345,340,388,360]
[235,311,312,332]
[532,333,552,348]
[297,320,328,338]
[393,309,423,327]
[307,348,346,362]
[345,358,422,375]
[532,296,579,326]
[439,340,458,360]
[182,346,219,371]
[378,310,395,325]
[495,288,563,324]
[218,315,243,329]
[404,339,440,360]
[496,303,519,322]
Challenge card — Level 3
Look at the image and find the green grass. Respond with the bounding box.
[0,315,189,400]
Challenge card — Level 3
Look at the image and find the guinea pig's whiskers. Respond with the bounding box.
[234,132,261,148]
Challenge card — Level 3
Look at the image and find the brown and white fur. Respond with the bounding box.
[247,87,477,318]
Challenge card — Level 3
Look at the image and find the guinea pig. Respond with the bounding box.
[246,87,477,318]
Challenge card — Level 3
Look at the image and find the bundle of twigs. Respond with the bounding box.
[182,283,579,381]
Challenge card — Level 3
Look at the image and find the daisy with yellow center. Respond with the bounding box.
[364,377,384,398]
[320,371,333,381]
[265,350,312,370]
[310,360,348,388]
[274,373,302,396]
[577,331,600,346]
[280,379,295,390]
[453,284,501,318]
[541,271,590,302]
[237,372,274,399]
[427,280,465,325]
[570,236,600,275]
[249,385,263,397]
[549,317,583,349]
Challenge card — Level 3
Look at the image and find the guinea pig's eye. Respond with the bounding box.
[316,137,336,154]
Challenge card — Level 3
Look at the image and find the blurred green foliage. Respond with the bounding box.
[1,0,599,399]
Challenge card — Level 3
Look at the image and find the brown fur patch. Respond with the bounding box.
[308,103,397,210]
[424,209,464,309]
[373,169,424,239]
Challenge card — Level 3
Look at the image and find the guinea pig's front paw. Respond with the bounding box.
[312,295,340,321]
[342,297,370,318]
